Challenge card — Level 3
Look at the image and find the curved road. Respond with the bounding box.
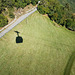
[0,8,37,38]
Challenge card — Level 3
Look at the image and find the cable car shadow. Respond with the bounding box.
[14,31,23,43]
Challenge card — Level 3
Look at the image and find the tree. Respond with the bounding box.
[25,0,31,5]
[38,5,46,14]
[65,3,70,10]
[31,0,39,5]
[66,19,75,31]
[31,0,36,6]
[53,13,58,22]
[0,14,8,27]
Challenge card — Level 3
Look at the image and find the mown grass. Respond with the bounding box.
[0,11,75,75]
[64,52,75,75]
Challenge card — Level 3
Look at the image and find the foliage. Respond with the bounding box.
[37,0,75,31]
[66,19,75,31]
[25,0,31,5]
[9,12,15,18]
[58,0,75,12]
[0,14,8,27]
[38,5,46,14]
[31,1,36,6]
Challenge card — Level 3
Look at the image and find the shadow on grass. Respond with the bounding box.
[64,52,75,75]
[14,31,23,43]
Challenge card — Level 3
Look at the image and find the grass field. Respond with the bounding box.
[0,11,75,75]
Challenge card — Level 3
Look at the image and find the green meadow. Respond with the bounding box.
[0,11,75,75]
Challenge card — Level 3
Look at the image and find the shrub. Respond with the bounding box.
[66,19,75,31]
[9,12,15,18]
[37,5,46,14]
[31,1,36,6]
[0,14,8,27]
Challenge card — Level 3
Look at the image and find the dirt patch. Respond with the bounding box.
[0,27,2,29]
[14,4,36,18]
[72,13,75,16]
[43,14,48,17]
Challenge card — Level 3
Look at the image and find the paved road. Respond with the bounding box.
[0,8,37,38]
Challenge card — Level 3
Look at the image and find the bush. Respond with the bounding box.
[21,3,27,9]
[31,1,36,6]
[37,5,46,14]
[0,14,8,27]
[25,0,31,5]
[9,12,15,18]
[66,19,75,31]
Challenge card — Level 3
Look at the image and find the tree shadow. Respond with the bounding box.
[14,31,23,43]
[64,52,75,75]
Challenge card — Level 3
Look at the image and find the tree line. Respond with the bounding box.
[37,0,75,31]
[0,0,39,27]
[0,0,75,31]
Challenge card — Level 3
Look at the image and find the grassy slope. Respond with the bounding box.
[0,11,75,75]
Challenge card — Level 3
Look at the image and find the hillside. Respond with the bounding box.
[58,0,75,12]
[0,11,75,75]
